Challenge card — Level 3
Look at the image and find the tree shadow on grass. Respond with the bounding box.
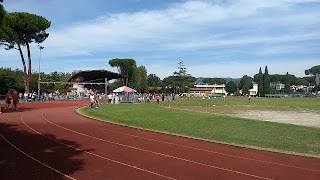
[0,123,90,179]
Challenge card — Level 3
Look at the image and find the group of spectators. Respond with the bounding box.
[4,91,19,110]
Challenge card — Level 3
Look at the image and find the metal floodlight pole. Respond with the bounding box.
[105,78,108,95]
[37,45,44,100]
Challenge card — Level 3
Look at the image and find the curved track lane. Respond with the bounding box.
[1,101,320,179]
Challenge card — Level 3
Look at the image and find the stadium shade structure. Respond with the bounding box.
[38,70,123,95]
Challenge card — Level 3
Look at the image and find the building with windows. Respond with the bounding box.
[270,81,285,91]
[189,84,226,97]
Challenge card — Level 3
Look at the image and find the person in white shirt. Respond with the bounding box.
[89,92,95,108]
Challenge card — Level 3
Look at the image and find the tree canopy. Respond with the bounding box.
[225,81,238,95]
[238,75,253,95]
[284,72,291,93]
[257,67,263,96]
[147,74,161,87]
[133,66,147,92]
[0,1,4,26]
[109,58,137,87]
[1,12,50,47]
[1,12,51,93]
[0,68,72,95]
[0,0,6,40]
[305,65,320,91]
[263,66,270,95]
[203,78,226,85]
[305,65,320,76]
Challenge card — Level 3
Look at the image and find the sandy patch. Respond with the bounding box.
[233,110,320,128]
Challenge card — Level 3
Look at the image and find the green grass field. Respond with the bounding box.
[79,97,320,157]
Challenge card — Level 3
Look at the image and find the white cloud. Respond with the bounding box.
[179,58,320,79]
[1,0,319,79]
[40,0,319,56]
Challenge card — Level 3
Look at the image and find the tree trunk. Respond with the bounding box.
[26,42,32,80]
[18,44,29,93]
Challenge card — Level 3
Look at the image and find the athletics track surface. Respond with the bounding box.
[0,101,319,180]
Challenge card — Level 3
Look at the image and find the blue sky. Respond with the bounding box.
[1,0,319,79]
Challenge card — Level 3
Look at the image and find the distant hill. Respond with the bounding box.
[224,78,241,82]
[194,77,240,84]
[194,77,204,84]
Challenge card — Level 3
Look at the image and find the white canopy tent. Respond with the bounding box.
[113,86,137,93]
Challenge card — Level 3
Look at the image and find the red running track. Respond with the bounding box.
[0,101,319,179]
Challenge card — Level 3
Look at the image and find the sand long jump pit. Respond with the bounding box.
[233,110,320,128]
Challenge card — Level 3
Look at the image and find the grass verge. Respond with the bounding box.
[79,98,320,157]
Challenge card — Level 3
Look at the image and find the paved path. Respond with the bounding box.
[1,101,320,179]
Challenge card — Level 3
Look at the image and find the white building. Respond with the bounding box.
[189,84,227,97]
[239,83,258,96]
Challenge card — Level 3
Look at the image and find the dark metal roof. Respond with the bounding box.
[68,69,123,82]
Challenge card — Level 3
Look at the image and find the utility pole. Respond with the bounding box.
[178,61,186,93]
[37,45,44,101]
[105,78,108,95]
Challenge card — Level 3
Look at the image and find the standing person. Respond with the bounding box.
[94,92,100,108]
[248,95,251,103]
[12,91,19,110]
[156,94,160,105]
[161,93,165,105]
[24,92,28,102]
[89,92,95,108]
[108,93,112,104]
[5,91,12,109]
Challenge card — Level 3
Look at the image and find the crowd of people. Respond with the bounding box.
[4,90,19,111]
[0,89,178,114]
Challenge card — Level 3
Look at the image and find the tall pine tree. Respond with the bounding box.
[263,66,270,95]
[258,67,264,96]
[284,72,291,93]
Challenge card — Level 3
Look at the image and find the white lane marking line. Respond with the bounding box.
[43,113,273,180]
[84,123,320,173]
[0,130,76,180]
[21,114,176,180]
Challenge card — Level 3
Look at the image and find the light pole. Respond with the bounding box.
[37,45,44,101]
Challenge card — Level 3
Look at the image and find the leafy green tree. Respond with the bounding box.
[305,65,320,76]
[109,58,137,87]
[147,74,161,87]
[0,0,5,29]
[146,74,161,93]
[172,61,195,93]
[1,12,51,93]
[257,67,263,97]
[305,65,320,93]
[162,75,177,93]
[284,72,291,93]
[133,66,147,92]
[183,75,196,93]
[238,75,253,95]
[301,77,312,85]
[0,67,25,94]
[108,79,123,92]
[225,81,238,95]
[41,72,72,93]
[269,74,298,85]
[263,66,270,95]
[203,78,226,85]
